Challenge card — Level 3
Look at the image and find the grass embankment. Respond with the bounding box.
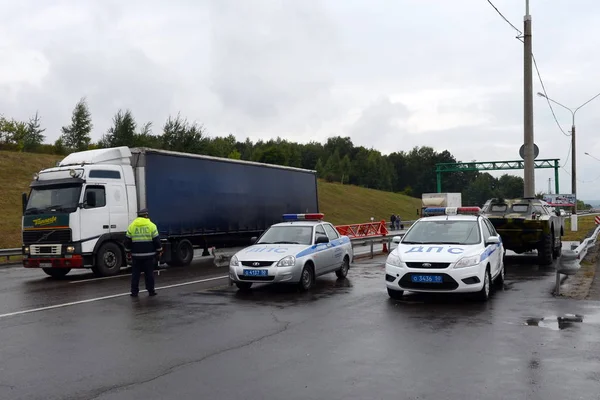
[0,151,63,249]
[0,150,421,249]
[562,215,600,242]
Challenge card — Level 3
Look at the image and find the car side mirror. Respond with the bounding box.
[22,192,28,214]
[486,235,500,246]
[315,235,329,244]
[85,191,97,208]
[250,236,257,244]
[392,236,402,244]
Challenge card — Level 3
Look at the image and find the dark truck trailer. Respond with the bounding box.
[130,148,320,266]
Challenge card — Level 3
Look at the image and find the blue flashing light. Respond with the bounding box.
[282,213,325,221]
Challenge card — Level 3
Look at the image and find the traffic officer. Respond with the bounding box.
[124,208,162,297]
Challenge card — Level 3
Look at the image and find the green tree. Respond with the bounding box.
[60,97,93,151]
[23,111,46,152]
[228,149,242,159]
[340,154,352,184]
[161,113,206,153]
[315,158,325,178]
[323,150,341,182]
[100,109,137,148]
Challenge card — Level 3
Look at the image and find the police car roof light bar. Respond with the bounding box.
[423,207,481,216]
[282,213,325,221]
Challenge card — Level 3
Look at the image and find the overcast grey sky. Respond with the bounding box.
[2,0,600,199]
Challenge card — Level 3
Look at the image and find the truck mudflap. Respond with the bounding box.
[23,255,84,269]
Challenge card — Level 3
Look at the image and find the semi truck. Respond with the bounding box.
[21,146,319,278]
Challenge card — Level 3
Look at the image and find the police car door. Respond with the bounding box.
[312,224,333,275]
[323,223,343,272]
[484,218,502,271]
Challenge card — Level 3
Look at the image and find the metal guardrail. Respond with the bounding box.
[555,224,600,295]
[0,248,21,262]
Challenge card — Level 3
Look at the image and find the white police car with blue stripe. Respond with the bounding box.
[385,207,505,302]
[229,214,353,291]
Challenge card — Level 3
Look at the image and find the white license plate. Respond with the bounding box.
[40,263,52,268]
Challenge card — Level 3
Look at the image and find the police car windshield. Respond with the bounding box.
[402,220,481,245]
[256,226,313,245]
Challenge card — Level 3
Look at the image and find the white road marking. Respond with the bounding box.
[0,275,229,319]
[70,269,167,284]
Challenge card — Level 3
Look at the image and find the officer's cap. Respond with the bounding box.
[137,208,149,217]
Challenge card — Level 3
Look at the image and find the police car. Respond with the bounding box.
[385,207,505,302]
[229,213,353,291]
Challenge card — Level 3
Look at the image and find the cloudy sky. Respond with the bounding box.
[2,0,600,200]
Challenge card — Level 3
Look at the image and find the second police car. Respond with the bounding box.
[385,206,505,302]
[229,213,353,291]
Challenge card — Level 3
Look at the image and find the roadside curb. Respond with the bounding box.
[556,240,600,299]
[0,262,21,270]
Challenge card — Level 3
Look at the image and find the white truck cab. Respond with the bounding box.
[22,147,138,277]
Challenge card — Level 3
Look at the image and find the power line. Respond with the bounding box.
[485,1,571,138]
[486,0,522,35]
[532,54,571,137]
[561,166,600,183]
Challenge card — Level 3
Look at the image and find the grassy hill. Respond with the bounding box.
[0,151,63,249]
[0,150,421,249]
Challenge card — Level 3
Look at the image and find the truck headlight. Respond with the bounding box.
[277,255,295,267]
[230,255,239,267]
[454,255,480,269]
[386,252,402,267]
[66,246,75,253]
[24,247,30,254]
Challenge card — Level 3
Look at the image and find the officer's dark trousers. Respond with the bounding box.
[131,257,155,295]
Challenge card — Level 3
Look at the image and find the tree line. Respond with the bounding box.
[1,97,537,206]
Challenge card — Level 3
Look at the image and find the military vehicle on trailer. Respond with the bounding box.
[481,197,563,265]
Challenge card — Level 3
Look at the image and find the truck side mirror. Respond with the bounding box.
[22,192,28,214]
[85,191,97,208]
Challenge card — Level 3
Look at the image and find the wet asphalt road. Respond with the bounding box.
[0,253,599,400]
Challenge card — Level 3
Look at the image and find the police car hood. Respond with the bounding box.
[396,243,480,263]
[237,244,307,261]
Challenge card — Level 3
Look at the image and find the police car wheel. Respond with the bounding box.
[475,268,491,302]
[387,288,404,300]
[298,265,314,291]
[236,282,252,291]
[335,256,350,279]
[495,264,505,288]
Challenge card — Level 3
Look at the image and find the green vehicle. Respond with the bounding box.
[481,197,564,265]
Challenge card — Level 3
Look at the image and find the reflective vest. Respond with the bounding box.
[125,217,162,258]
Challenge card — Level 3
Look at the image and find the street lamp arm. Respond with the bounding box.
[544,96,574,116]
[574,91,600,115]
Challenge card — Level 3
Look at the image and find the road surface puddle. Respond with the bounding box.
[524,314,584,330]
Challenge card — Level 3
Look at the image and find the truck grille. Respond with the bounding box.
[23,229,72,245]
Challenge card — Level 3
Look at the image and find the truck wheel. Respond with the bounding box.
[335,256,350,279]
[537,233,553,266]
[95,242,123,276]
[172,239,194,266]
[43,268,71,278]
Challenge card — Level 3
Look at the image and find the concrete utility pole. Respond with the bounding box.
[523,0,535,197]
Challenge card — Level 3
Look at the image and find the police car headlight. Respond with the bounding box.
[386,252,402,267]
[454,255,480,269]
[277,255,296,267]
[230,255,239,267]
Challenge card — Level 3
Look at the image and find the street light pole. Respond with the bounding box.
[537,91,600,229]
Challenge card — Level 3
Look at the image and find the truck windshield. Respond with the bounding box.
[402,220,481,245]
[256,226,314,245]
[25,184,82,214]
